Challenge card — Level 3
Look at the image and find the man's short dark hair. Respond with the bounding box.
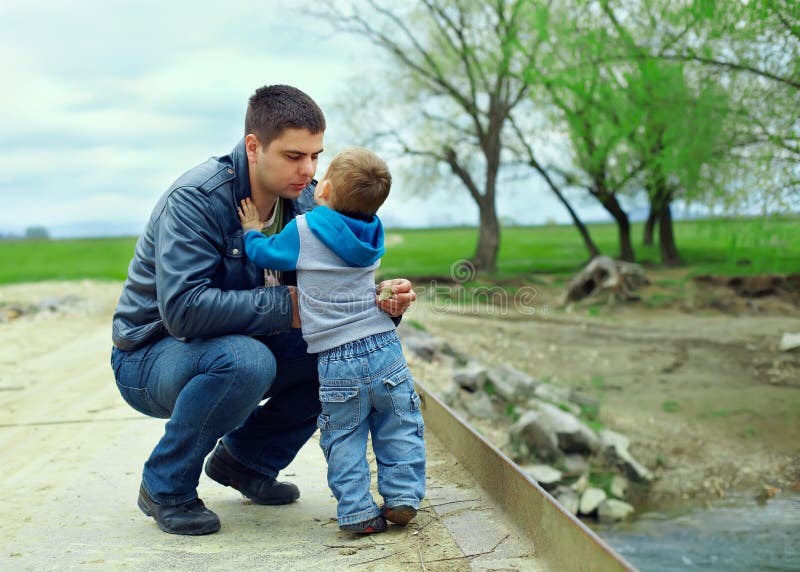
[245,85,326,146]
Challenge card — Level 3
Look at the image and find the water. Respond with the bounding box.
[592,492,800,571]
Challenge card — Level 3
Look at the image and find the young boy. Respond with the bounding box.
[237,147,425,534]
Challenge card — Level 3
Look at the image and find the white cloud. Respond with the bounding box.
[0,0,586,237]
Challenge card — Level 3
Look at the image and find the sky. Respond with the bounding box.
[0,0,619,239]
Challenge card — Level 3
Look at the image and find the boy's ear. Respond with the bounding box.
[316,179,331,199]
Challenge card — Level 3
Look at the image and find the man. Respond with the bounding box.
[110,85,415,535]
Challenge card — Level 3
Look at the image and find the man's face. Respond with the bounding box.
[249,128,324,200]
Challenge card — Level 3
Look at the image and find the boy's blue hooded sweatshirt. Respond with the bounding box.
[243,205,395,353]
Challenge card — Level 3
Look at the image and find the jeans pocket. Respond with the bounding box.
[383,371,416,416]
[319,386,360,430]
[115,381,170,418]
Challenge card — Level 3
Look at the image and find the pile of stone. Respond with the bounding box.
[0,296,87,324]
[399,323,652,522]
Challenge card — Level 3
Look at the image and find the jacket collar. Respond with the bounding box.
[230,138,251,205]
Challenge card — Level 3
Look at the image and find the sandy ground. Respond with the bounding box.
[0,281,539,571]
[402,273,800,506]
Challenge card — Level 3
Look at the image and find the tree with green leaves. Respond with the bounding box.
[602,0,799,242]
[522,0,771,265]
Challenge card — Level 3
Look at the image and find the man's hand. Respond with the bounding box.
[376,278,416,317]
[288,286,302,329]
[238,198,262,233]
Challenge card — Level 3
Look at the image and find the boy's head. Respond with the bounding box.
[245,85,326,146]
[316,147,391,216]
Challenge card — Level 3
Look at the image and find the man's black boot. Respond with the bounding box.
[137,484,221,535]
[204,442,300,505]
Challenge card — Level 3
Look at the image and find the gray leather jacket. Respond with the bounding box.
[112,139,316,351]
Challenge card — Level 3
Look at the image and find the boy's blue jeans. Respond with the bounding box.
[317,330,426,526]
[111,330,319,506]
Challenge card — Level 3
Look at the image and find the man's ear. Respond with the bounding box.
[245,134,260,163]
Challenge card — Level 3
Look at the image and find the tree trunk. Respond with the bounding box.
[472,198,500,273]
[658,200,682,266]
[643,206,657,246]
[533,165,601,259]
[569,207,601,260]
[613,209,635,262]
[545,180,600,260]
[601,194,635,262]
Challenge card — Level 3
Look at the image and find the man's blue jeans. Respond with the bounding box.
[317,331,426,526]
[111,330,319,506]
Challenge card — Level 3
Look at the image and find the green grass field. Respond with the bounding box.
[0,216,796,284]
[379,215,799,279]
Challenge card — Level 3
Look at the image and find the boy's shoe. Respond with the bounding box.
[381,505,417,525]
[204,442,300,505]
[137,483,221,535]
[339,515,387,534]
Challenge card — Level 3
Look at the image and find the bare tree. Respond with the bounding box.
[315,0,597,272]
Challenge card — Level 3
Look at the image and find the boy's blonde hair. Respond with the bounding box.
[324,147,391,216]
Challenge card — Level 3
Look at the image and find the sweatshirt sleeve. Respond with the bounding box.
[243,219,301,271]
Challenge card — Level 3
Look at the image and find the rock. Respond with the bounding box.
[599,429,653,483]
[571,473,589,494]
[779,332,800,352]
[439,341,471,365]
[486,376,517,402]
[3,306,25,322]
[569,390,599,410]
[553,486,580,515]
[452,361,488,391]
[522,464,563,489]
[36,296,80,312]
[597,499,634,522]
[438,383,462,408]
[509,410,561,462]
[558,401,582,416]
[434,352,457,370]
[599,429,630,450]
[534,383,572,404]
[510,402,600,462]
[610,475,629,499]
[579,487,607,515]
[398,324,445,361]
[562,454,589,477]
[755,484,781,504]
[487,364,539,399]
[535,403,599,455]
[465,391,495,419]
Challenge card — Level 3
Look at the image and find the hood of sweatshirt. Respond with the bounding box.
[304,205,384,267]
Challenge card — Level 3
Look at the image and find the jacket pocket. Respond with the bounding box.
[224,232,245,258]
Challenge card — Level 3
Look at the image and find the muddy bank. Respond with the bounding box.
[402,271,800,507]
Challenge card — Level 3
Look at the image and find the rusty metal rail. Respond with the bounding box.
[417,381,638,572]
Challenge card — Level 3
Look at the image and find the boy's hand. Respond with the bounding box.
[238,198,262,232]
[376,278,416,317]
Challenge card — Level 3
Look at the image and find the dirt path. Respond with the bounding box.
[0,281,540,571]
